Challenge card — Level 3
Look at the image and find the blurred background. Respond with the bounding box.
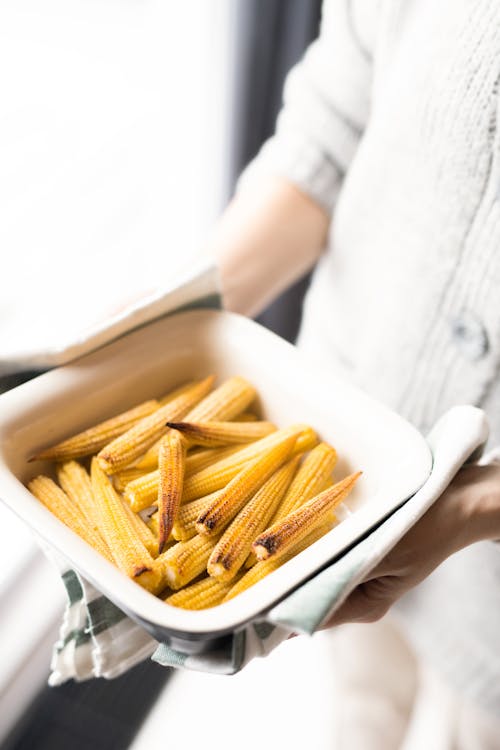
[0,1,322,748]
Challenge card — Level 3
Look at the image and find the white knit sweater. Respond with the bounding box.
[241,0,500,716]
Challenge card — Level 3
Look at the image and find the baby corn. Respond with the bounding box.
[147,510,159,537]
[113,467,146,492]
[31,400,159,462]
[224,522,333,601]
[196,434,298,537]
[121,499,159,558]
[272,442,338,521]
[166,420,276,448]
[158,380,198,406]
[28,475,113,562]
[235,412,258,422]
[90,458,160,591]
[245,464,336,568]
[185,446,243,476]
[183,376,256,423]
[125,426,315,508]
[124,468,161,512]
[207,457,299,582]
[133,377,256,468]
[253,472,361,561]
[57,460,110,550]
[158,534,219,589]
[165,576,234,610]
[171,492,221,541]
[97,376,214,474]
[157,431,185,553]
[182,424,317,503]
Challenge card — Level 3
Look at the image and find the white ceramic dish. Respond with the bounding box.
[0,310,432,647]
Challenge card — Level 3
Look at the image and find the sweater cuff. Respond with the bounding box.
[237,131,343,215]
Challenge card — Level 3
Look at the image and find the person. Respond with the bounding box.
[205,1,500,747]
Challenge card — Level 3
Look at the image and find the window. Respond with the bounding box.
[0,1,232,740]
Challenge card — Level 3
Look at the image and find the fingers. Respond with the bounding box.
[322,576,405,628]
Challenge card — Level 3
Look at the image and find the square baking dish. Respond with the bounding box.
[0,309,432,646]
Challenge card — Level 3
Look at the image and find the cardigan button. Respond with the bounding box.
[451,311,489,361]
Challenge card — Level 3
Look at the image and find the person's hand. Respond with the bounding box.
[322,463,500,628]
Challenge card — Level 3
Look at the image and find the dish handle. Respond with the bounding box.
[264,405,489,635]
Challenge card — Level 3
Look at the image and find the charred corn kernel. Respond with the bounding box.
[196,433,298,537]
[28,475,113,562]
[31,400,159,462]
[97,376,214,474]
[158,380,198,406]
[121,498,159,558]
[272,442,338,521]
[158,534,219,589]
[166,420,276,448]
[172,491,221,541]
[90,458,161,591]
[113,467,146,492]
[253,471,361,561]
[224,522,333,601]
[183,424,317,503]
[157,431,185,553]
[165,576,234,610]
[235,412,258,422]
[207,457,299,582]
[184,376,256,423]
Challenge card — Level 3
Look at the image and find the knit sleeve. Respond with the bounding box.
[237,0,380,213]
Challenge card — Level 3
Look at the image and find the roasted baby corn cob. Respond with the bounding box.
[272,442,338,521]
[124,468,161,512]
[245,464,335,568]
[113,467,146,492]
[97,376,214,474]
[165,576,234,610]
[185,445,243,476]
[184,376,256,422]
[90,458,161,591]
[224,521,334,601]
[57,460,102,525]
[171,491,221,541]
[121,498,159,558]
[158,534,219,589]
[196,433,298,537]
[207,457,299,582]
[134,442,242,474]
[133,377,256,468]
[166,420,276,448]
[253,472,361,561]
[158,380,198,406]
[125,426,316,509]
[28,475,113,562]
[147,510,159,537]
[31,400,159,462]
[157,431,185,553]
[182,424,317,503]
